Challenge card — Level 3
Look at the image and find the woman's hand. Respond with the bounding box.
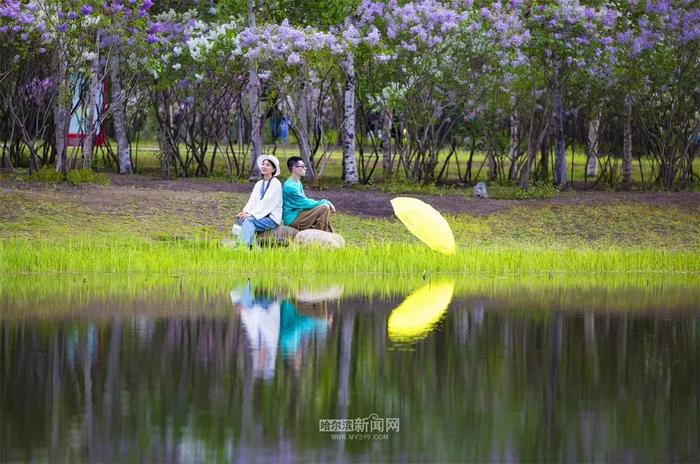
[236,211,251,220]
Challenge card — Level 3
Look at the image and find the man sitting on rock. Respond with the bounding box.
[282,156,335,232]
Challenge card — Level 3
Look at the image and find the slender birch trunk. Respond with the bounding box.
[247,0,262,181]
[381,110,392,179]
[507,109,519,181]
[296,80,315,181]
[82,32,101,169]
[622,96,633,188]
[110,51,132,173]
[586,112,600,177]
[54,48,69,174]
[552,58,566,188]
[340,52,358,184]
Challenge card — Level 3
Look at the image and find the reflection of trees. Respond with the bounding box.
[0,308,698,461]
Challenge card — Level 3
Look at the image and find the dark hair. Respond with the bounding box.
[287,156,303,172]
[272,165,277,175]
[261,158,277,175]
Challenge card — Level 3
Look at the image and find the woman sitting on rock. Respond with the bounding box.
[233,155,283,248]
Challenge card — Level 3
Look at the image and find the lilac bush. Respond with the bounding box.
[611,0,700,189]
[0,0,697,188]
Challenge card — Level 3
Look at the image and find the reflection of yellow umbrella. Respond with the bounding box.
[388,281,455,343]
[390,197,456,255]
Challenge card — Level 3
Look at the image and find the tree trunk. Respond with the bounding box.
[296,80,315,181]
[155,126,171,180]
[153,90,179,179]
[586,112,600,177]
[82,33,101,169]
[53,48,69,174]
[340,52,358,184]
[551,58,566,188]
[507,109,519,181]
[487,148,497,181]
[110,51,132,173]
[247,0,262,181]
[508,109,520,180]
[622,96,633,188]
[540,135,550,179]
[381,110,392,179]
[519,117,549,189]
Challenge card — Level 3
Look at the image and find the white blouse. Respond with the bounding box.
[242,177,283,224]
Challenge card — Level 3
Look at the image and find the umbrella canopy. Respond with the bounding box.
[388,281,455,343]
[390,197,457,255]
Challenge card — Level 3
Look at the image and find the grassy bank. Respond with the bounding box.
[1,238,698,275]
[1,184,698,275]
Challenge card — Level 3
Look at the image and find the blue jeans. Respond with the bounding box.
[237,216,278,246]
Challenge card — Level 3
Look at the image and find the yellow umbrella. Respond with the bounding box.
[390,197,457,255]
[388,281,455,343]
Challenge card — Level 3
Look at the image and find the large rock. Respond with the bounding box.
[229,224,299,247]
[257,225,299,247]
[294,229,346,248]
[295,285,344,302]
[473,182,488,198]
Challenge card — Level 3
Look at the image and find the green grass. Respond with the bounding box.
[1,237,698,276]
[0,183,698,275]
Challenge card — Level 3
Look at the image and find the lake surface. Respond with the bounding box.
[1,276,699,462]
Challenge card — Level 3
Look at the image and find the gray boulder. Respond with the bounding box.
[257,225,299,247]
[473,182,488,198]
[294,229,346,248]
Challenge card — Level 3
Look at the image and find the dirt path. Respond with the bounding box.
[5,173,700,219]
[105,174,700,217]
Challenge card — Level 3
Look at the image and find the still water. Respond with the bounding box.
[1,276,699,462]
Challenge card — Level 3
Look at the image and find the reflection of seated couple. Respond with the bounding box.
[231,283,334,380]
[233,155,336,248]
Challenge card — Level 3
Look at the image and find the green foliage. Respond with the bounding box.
[66,168,110,186]
[488,181,559,200]
[514,182,559,200]
[267,0,358,27]
[353,179,468,197]
[25,167,64,184]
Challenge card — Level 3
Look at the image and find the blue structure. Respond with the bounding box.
[271,116,290,144]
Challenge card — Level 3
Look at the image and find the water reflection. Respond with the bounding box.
[388,280,455,344]
[232,282,334,380]
[1,279,699,462]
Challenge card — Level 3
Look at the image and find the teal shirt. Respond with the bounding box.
[279,300,328,357]
[282,178,329,225]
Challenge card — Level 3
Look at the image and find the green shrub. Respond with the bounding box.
[26,167,64,184]
[514,181,559,200]
[488,181,559,200]
[66,168,110,186]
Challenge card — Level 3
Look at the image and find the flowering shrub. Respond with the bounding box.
[0,0,697,188]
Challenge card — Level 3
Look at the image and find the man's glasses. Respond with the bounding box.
[295,164,306,169]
